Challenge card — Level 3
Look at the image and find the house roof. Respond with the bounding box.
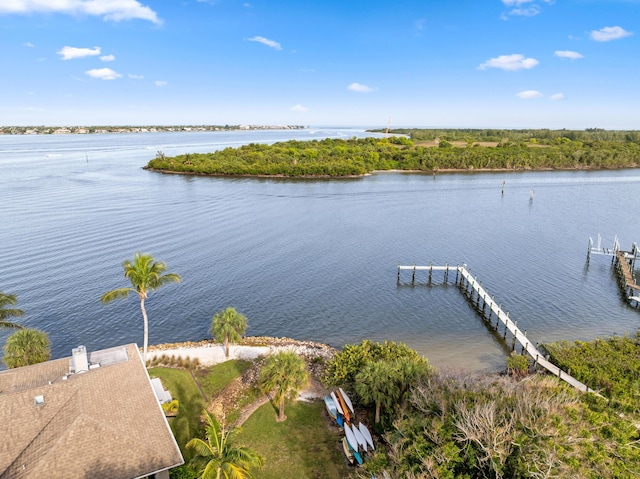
[0,343,183,479]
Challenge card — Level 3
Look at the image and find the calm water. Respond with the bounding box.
[1,129,639,371]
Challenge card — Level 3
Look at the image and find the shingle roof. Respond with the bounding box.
[0,343,183,479]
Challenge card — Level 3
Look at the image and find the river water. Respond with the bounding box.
[1,129,639,371]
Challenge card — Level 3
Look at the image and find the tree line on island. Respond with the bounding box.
[4,251,640,478]
[145,128,640,178]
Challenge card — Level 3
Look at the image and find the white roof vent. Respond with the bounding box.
[34,395,45,406]
[72,346,89,373]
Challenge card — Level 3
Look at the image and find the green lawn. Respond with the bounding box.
[148,367,205,461]
[194,359,252,400]
[236,399,352,479]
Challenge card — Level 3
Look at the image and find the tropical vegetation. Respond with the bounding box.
[329,338,640,479]
[0,291,25,329]
[186,410,264,479]
[3,328,50,368]
[544,333,640,413]
[259,351,308,422]
[211,307,248,358]
[145,130,640,177]
[101,252,181,362]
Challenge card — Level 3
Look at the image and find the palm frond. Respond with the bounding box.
[100,288,132,304]
[0,320,24,329]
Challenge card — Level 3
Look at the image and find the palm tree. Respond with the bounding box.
[0,292,25,329]
[3,328,50,368]
[354,360,399,424]
[260,351,308,422]
[211,307,248,358]
[101,252,181,362]
[187,410,264,479]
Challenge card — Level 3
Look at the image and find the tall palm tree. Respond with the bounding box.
[187,410,264,479]
[3,328,50,368]
[260,351,308,422]
[101,252,181,362]
[0,292,25,329]
[355,360,399,424]
[211,307,248,358]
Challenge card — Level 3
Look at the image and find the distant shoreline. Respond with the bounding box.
[144,164,633,179]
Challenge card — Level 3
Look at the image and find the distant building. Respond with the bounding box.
[0,343,183,479]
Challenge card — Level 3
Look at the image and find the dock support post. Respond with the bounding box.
[412,264,416,284]
[444,263,449,283]
[429,263,433,285]
[455,267,459,284]
[397,263,400,282]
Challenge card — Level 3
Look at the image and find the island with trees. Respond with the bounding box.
[144,128,640,178]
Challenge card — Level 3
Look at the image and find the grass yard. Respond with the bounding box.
[193,359,252,400]
[236,399,351,479]
[148,367,205,461]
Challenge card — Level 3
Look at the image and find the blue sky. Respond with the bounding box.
[1,0,638,128]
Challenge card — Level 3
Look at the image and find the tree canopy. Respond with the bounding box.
[0,291,25,329]
[211,307,248,358]
[3,328,50,368]
[145,131,640,177]
[260,351,308,422]
[101,252,181,362]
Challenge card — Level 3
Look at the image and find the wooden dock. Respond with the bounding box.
[397,263,594,393]
[587,235,639,308]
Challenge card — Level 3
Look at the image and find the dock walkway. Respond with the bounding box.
[587,235,639,307]
[397,263,593,393]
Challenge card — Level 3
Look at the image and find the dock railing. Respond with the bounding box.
[397,263,595,393]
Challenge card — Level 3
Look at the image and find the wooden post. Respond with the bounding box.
[444,263,449,283]
[397,263,400,282]
[455,267,459,284]
[428,262,433,285]
[412,264,416,284]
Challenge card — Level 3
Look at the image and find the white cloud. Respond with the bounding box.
[290,104,309,112]
[516,90,543,99]
[501,0,554,19]
[155,80,168,87]
[554,50,583,59]
[348,82,376,93]
[58,46,101,60]
[0,0,161,24]
[23,41,34,47]
[128,74,144,79]
[590,26,633,42]
[100,54,115,62]
[85,68,122,80]
[478,54,539,71]
[550,93,565,100]
[247,36,282,50]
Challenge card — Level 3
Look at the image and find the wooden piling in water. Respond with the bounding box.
[396,263,595,393]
